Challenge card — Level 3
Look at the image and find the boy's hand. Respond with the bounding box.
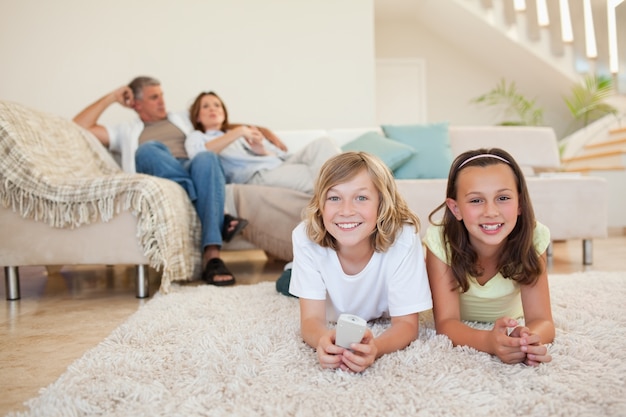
[316,329,344,369]
[339,329,377,373]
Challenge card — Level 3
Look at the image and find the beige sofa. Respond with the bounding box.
[1,104,608,301]
[0,101,202,300]
[225,126,608,264]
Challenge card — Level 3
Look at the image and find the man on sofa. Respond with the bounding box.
[73,76,244,286]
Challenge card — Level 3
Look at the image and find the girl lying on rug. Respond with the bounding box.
[425,148,555,366]
[288,151,433,373]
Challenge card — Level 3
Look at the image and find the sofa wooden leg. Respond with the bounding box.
[4,266,20,301]
[45,265,64,275]
[583,239,593,265]
[546,242,553,259]
[136,265,149,299]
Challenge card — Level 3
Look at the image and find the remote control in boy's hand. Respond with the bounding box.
[335,314,367,349]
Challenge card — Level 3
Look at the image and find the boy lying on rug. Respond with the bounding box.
[424,148,555,366]
[287,152,433,373]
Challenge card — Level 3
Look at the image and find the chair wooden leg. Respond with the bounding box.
[4,266,20,301]
[136,265,149,299]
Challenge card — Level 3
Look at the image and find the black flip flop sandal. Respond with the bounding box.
[203,258,236,286]
[222,214,249,243]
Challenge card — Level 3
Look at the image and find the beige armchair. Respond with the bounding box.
[0,101,202,300]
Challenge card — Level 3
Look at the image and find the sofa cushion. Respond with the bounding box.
[381,122,453,179]
[341,131,415,170]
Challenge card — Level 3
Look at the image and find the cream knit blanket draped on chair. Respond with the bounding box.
[0,100,201,293]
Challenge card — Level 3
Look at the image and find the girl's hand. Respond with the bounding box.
[316,329,344,369]
[521,343,552,366]
[514,326,552,366]
[489,317,528,364]
[339,329,377,373]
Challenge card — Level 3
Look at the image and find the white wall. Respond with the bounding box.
[375,19,497,127]
[0,0,375,130]
[374,18,574,138]
[375,58,427,125]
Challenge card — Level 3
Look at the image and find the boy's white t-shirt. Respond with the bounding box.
[289,222,433,322]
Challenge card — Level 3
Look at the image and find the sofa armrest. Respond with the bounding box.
[527,176,608,240]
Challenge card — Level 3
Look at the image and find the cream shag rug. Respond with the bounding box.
[9,272,626,417]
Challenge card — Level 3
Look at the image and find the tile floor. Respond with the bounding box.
[1,235,625,415]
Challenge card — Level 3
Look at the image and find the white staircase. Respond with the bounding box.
[460,0,626,230]
[561,120,626,171]
[457,0,625,94]
[375,0,626,229]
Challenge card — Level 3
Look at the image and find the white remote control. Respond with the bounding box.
[335,314,367,349]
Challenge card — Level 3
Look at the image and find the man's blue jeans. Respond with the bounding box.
[135,141,225,251]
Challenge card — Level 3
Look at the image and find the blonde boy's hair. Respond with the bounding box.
[304,151,420,252]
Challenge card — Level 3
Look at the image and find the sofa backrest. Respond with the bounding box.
[448,126,560,171]
[275,125,561,173]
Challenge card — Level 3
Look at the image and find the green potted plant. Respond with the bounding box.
[471,78,544,126]
[563,74,617,133]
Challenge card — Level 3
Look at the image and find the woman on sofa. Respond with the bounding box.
[185,91,341,194]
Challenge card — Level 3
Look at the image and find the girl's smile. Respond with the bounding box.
[481,223,503,232]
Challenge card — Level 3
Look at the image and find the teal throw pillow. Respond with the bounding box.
[341,131,415,171]
[381,122,452,179]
